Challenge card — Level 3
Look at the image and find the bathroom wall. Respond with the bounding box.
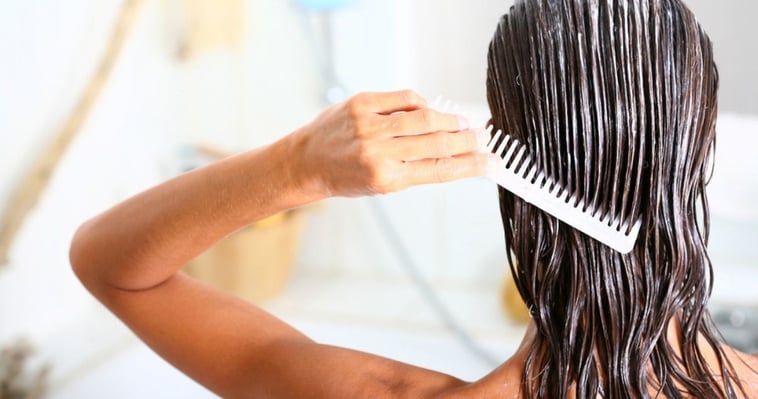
[0,0,180,351]
[0,1,123,220]
[685,0,758,116]
[0,0,327,374]
[412,0,508,103]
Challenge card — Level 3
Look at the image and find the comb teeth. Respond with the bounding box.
[485,128,641,254]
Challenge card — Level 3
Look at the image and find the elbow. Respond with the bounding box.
[69,218,165,293]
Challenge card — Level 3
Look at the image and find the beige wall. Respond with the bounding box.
[413,0,509,104]
[684,0,758,115]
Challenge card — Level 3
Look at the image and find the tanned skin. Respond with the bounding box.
[70,90,497,399]
[70,90,758,398]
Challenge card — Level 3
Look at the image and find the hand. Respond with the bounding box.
[292,90,490,197]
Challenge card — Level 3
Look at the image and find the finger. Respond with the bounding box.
[380,109,469,137]
[390,129,490,161]
[350,90,427,114]
[400,152,489,188]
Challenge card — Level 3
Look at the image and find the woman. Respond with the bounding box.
[71,0,758,397]
[486,0,757,398]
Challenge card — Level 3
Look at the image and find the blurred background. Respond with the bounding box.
[0,0,756,397]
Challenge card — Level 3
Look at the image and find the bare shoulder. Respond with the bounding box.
[435,358,523,399]
[747,352,758,380]
[725,348,758,396]
[740,356,758,399]
[749,354,758,394]
[736,350,758,375]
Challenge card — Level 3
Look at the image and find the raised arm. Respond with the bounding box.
[69,91,489,398]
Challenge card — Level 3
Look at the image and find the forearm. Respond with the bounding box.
[67,91,488,398]
[70,131,322,291]
[70,91,486,294]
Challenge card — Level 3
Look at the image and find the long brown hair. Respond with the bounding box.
[487,0,746,397]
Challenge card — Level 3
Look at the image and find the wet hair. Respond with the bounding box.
[487,0,748,397]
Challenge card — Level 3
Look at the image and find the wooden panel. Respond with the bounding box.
[185,211,305,303]
[177,0,245,60]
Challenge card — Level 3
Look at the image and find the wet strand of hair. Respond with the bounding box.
[485,0,744,397]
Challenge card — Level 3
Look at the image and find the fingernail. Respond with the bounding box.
[477,153,500,176]
[458,116,470,131]
[487,153,502,167]
[475,128,491,150]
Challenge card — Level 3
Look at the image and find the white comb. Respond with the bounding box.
[485,128,641,253]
